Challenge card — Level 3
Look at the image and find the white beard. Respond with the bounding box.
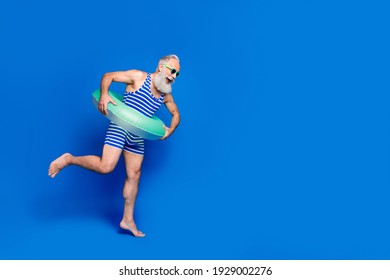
[153,71,172,94]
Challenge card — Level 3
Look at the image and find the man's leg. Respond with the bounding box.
[48,144,122,178]
[119,150,145,237]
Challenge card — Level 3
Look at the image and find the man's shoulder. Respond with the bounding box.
[126,69,147,82]
[163,92,174,102]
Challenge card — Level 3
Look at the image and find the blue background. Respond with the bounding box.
[0,0,389,259]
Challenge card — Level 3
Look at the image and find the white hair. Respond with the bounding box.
[158,54,180,65]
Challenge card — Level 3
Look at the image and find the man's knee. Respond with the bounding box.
[99,162,116,174]
[126,169,141,181]
[123,169,141,199]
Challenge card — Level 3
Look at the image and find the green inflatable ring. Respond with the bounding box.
[92,89,166,140]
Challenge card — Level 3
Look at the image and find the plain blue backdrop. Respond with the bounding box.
[0,0,389,259]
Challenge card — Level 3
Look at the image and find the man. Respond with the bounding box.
[48,54,181,237]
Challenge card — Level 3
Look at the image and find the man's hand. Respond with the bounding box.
[160,125,172,140]
[98,94,117,115]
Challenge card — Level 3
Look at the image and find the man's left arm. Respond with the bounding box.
[161,93,180,140]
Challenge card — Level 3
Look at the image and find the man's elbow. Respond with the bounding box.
[174,111,181,124]
[102,72,113,81]
[175,111,181,120]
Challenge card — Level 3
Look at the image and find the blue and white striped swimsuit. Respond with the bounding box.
[104,73,165,155]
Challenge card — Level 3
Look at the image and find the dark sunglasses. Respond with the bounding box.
[163,64,180,77]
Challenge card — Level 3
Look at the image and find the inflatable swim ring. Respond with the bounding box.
[92,89,166,140]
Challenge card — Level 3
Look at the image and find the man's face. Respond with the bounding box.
[163,59,181,84]
[154,59,180,94]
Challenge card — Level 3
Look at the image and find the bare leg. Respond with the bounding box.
[119,151,145,237]
[48,145,122,178]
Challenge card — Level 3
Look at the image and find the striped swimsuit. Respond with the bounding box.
[104,73,165,155]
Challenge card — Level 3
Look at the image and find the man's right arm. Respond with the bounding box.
[98,70,141,115]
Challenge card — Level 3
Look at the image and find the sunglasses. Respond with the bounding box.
[163,64,180,77]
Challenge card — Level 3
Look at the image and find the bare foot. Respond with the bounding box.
[48,153,72,178]
[120,220,146,237]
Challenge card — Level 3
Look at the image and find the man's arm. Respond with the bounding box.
[98,70,141,115]
[161,93,181,140]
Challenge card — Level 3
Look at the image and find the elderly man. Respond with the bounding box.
[48,54,181,237]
